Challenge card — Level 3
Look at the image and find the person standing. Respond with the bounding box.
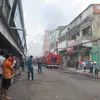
[37,58,42,73]
[27,56,34,80]
[89,61,93,73]
[1,54,14,100]
[78,60,82,70]
[0,52,5,82]
[94,62,98,75]
[82,61,86,72]
[74,60,78,70]
[0,51,5,97]
[21,58,25,72]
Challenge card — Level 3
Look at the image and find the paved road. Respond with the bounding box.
[9,67,100,100]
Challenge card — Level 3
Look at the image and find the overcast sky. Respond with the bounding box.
[22,0,100,57]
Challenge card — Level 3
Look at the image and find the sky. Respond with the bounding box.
[22,0,100,57]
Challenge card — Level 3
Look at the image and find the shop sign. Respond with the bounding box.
[76,36,81,40]
[68,40,75,46]
[83,42,92,47]
[58,41,66,49]
[92,46,98,51]
[67,47,74,52]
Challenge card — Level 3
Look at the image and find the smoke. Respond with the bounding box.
[42,5,66,30]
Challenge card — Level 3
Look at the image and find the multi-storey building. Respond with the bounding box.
[58,4,100,68]
[0,0,26,57]
[43,30,52,55]
[49,26,66,54]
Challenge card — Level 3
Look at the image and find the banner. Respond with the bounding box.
[67,47,74,52]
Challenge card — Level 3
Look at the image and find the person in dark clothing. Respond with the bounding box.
[27,56,34,80]
[21,58,25,72]
[89,61,93,73]
[37,58,42,73]
[67,60,70,67]
[94,62,98,75]
[74,60,78,70]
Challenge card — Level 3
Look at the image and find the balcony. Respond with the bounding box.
[76,36,99,45]
[67,36,99,48]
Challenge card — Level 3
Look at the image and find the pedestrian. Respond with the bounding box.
[94,62,98,75]
[78,60,82,70]
[1,53,14,100]
[0,51,5,97]
[89,61,93,73]
[74,60,78,70]
[27,56,34,80]
[21,57,25,72]
[37,58,42,73]
[67,60,70,67]
[8,57,13,65]
[82,61,86,72]
[12,57,16,69]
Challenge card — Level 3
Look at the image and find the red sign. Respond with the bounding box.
[67,47,74,52]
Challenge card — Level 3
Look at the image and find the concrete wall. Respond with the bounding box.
[92,14,100,38]
[58,40,66,49]
[60,5,93,36]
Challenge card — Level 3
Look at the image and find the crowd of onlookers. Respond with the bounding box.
[67,60,99,75]
[0,50,23,100]
[0,51,44,100]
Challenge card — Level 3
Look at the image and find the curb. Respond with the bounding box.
[63,69,100,79]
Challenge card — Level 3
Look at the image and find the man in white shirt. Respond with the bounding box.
[0,52,5,81]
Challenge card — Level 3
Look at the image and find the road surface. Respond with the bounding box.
[9,67,100,100]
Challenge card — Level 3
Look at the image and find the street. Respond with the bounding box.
[9,67,100,100]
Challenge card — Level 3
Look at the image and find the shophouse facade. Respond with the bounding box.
[58,4,100,68]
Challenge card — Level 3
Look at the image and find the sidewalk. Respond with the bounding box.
[62,67,100,79]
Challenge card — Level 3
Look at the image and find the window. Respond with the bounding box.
[71,33,80,40]
[59,36,66,43]
[68,27,70,30]
[82,26,91,36]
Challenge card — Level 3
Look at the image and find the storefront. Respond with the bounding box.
[91,46,99,64]
[70,53,78,61]
[78,50,90,61]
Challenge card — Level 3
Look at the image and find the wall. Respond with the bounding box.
[82,6,93,20]
[93,4,100,14]
[60,5,93,37]
[58,40,66,49]
[92,14,100,38]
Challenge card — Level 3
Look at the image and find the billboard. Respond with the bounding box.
[67,47,74,52]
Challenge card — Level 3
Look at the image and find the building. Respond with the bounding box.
[43,30,52,55]
[57,4,100,68]
[0,0,26,57]
[49,26,66,54]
